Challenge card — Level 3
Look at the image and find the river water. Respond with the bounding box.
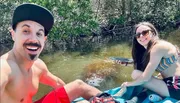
[33,45,133,100]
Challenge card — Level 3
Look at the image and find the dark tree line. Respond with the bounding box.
[0,0,179,55]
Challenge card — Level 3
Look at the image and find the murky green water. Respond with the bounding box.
[33,44,133,100]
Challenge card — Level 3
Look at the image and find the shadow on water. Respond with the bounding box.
[33,42,133,101]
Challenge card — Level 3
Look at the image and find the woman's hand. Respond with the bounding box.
[113,82,128,97]
[121,82,129,87]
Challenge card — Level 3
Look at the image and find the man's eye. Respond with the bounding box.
[37,32,43,37]
[23,30,29,34]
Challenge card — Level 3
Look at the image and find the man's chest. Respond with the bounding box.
[6,69,40,100]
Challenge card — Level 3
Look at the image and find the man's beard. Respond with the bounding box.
[29,54,37,60]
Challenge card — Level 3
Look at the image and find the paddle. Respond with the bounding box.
[109,57,133,66]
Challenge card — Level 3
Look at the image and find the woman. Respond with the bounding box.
[121,22,180,100]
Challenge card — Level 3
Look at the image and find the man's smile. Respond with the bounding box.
[26,45,39,51]
[24,42,41,54]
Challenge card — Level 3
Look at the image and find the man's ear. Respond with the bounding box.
[10,28,16,41]
[44,36,47,41]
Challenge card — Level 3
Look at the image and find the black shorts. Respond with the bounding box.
[163,76,180,100]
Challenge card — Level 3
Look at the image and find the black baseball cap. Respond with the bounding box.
[12,3,54,36]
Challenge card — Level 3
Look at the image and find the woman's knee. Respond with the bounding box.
[131,70,142,80]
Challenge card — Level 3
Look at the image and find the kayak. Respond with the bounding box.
[72,86,178,103]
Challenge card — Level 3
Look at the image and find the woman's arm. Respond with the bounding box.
[123,44,166,87]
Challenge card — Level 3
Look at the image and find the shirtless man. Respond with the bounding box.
[0,3,101,103]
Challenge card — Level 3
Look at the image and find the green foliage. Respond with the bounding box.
[126,0,178,30]
[0,1,16,55]
[108,16,126,25]
[97,0,179,31]
[9,0,99,40]
[55,0,99,38]
[0,0,179,53]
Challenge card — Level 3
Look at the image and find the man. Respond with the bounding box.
[0,3,101,103]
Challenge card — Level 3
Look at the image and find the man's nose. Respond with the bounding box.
[29,33,38,41]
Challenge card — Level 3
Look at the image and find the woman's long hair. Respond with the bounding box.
[132,22,159,71]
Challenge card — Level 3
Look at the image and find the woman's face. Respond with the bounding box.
[135,25,152,48]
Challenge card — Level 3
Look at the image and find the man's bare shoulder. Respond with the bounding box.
[1,52,20,74]
[1,52,10,60]
[0,58,13,75]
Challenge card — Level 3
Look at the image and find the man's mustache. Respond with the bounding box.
[24,42,41,48]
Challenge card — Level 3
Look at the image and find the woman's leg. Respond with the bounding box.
[64,79,102,102]
[131,70,170,97]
